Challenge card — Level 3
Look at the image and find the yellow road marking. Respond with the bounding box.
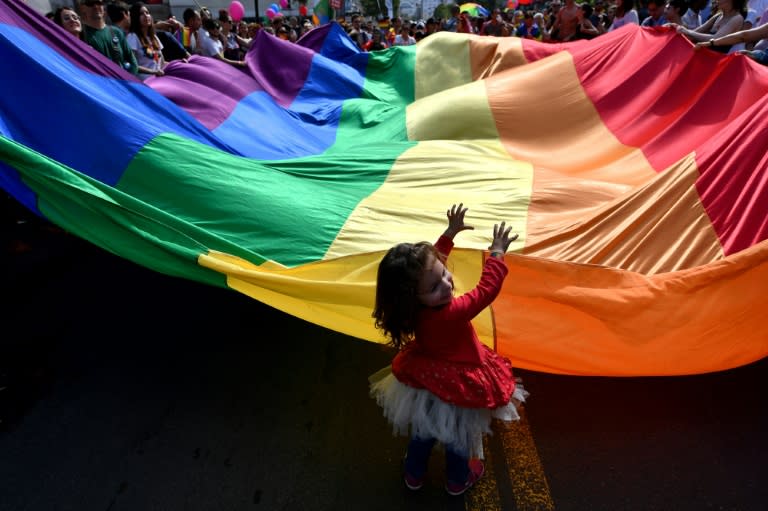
[466,409,555,511]
[465,436,503,510]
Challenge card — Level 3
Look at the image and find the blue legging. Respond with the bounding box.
[404,436,469,484]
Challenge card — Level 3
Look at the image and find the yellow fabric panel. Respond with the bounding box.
[199,247,495,347]
[407,79,499,142]
[414,32,474,100]
[413,32,528,99]
[324,140,532,259]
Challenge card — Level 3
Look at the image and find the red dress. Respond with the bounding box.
[391,235,516,409]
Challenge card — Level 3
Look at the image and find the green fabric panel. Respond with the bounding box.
[4,46,419,282]
[0,136,227,287]
[331,45,417,152]
[117,133,405,267]
[117,49,418,267]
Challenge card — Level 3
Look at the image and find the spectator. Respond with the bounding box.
[127,2,166,80]
[663,0,688,25]
[248,22,263,38]
[154,14,183,35]
[674,0,745,52]
[276,25,291,41]
[270,14,286,36]
[641,0,668,26]
[200,18,247,67]
[425,17,439,37]
[393,24,416,45]
[444,4,461,32]
[608,0,640,30]
[237,20,250,39]
[458,11,474,33]
[52,6,83,40]
[729,8,759,52]
[79,0,138,75]
[349,14,369,49]
[516,12,542,38]
[510,10,525,31]
[482,8,506,36]
[693,7,768,57]
[364,27,388,50]
[106,1,130,33]
[218,9,250,59]
[534,12,552,40]
[574,3,603,38]
[180,8,203,54]
[287,15,300,34]
[591,0,609,24]
[551,0,581,40]
[682,0,707,28]
[414,22,426,41]
[747,0,768,23]
[156,31,190,63]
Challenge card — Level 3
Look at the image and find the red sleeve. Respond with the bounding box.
[443,256,508,321]
[434,235,454,261]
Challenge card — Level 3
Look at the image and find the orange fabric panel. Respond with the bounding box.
[491,239,768,376]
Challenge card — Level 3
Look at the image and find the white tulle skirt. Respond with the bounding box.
[369,366,529,459]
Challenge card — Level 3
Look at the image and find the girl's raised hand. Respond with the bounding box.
[444,203,474,239]
[489,221,519,256]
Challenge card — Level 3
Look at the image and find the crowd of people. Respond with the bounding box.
[42,0,768,80]
[339,0,768,64]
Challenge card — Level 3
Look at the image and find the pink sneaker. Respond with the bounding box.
[404,471,425,490]
[445,459,485,496]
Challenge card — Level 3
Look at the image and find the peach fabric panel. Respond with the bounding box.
[524,154,724,273]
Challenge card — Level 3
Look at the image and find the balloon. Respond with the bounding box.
[229,0,245,21]
[270,3,280,13]
[266,8,276,19]
[299,4,307,15]
[280,0,288,8]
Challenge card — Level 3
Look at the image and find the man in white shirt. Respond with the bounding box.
[201,19,246,67]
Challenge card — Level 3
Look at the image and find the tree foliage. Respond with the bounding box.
[433,3,450,19]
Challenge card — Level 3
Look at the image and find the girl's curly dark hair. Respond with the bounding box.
[372,241,440,350]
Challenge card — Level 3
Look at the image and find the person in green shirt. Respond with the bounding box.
[79,0,138,75]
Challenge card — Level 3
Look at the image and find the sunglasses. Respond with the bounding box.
[62,14,80,21]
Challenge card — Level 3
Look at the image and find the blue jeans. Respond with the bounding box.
[404,436,469,484]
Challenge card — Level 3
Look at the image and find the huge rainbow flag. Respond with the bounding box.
[2,0,766,376]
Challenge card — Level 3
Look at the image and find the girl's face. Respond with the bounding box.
[139,7,152,28]
[61,9,82,36]
[417,255,454,308]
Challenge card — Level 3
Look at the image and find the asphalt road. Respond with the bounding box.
[2,225,766,511]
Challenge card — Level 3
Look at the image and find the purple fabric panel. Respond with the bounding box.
[296,23,331,53]
[1,0,139,81]
[148,55,259,130]
[247,30,314,107]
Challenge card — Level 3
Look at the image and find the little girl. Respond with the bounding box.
[370,203,529,496]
